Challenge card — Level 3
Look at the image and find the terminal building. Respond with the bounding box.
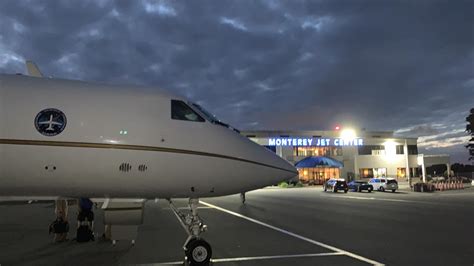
[241,129,449,185]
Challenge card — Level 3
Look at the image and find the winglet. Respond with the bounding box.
[25,60,43,77]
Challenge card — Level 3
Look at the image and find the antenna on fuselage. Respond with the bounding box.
[25,60,44,77]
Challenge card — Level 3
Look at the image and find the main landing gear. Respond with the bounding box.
[168,198,212,265]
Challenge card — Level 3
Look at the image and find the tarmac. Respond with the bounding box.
[0,187,473,266]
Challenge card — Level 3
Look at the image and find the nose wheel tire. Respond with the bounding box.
[186,238,212,265]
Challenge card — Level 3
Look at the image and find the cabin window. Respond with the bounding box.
[171,100,205,122]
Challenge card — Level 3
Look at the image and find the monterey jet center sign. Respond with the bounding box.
[268,138,364,147]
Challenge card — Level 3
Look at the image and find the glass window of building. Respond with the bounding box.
[294,147,328,156]
[360,168,374,178]
[408,145,418,155]
[359,168,387,178]
[397,168,406,178]
[358,146,371,155]
[396,145,404,154]
[171,100,205,122]
[297,167,340,185]
[372,149,386,155]
[410,167,421,177]
[358,145,385,155]
[374,168,387,177]
[294,147,343,157]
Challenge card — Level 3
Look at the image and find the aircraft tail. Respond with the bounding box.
[25,60,43,77]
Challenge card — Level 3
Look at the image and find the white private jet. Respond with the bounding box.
[0,62,297,265]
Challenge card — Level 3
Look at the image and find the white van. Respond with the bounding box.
[368,178,398,192]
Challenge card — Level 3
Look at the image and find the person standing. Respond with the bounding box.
[76,198,95,242]
[49,209,69,242]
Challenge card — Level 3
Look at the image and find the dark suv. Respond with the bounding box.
[323,179,348,193]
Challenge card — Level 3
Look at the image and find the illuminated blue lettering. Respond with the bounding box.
[269,137,364,146]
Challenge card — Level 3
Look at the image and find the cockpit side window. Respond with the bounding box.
[171,100,205,122]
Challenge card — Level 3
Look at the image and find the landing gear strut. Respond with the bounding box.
[168,198,212,265]
[240,192,246,204]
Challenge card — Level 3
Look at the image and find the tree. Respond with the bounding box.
[451,163,474,174]
[467,108,474,161]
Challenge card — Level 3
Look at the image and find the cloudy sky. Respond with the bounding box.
[0,0,473,162]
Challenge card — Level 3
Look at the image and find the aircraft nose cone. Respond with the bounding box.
[271,155,299,183]
[249,144,298,184]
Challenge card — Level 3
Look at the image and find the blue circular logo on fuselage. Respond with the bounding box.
[34,108,67,136]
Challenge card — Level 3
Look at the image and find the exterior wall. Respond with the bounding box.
[355,154,418,178]
[245,130,421,181]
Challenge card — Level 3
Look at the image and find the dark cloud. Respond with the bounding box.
[0,0,473,162]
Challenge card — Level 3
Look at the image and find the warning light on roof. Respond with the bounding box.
[335,126,340,131]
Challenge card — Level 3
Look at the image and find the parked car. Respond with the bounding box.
[323,179,348,193]
[348,180,373,192]
[368,178,398,192]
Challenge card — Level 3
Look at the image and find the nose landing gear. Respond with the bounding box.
[240,192,246,204]
[185,238,212,265]
[168,198,212,265]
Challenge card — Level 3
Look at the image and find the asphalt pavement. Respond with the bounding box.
[0,187,473,265]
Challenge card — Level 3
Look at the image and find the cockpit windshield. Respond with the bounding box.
[190,102,240,133]
[191,103,219,123]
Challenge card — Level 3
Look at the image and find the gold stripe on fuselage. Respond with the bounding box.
[0,139,297,175]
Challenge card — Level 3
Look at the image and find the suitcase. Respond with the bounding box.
[76,225,93,242]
